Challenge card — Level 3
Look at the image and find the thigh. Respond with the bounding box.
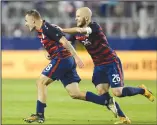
[92,66,108,87]
[59,57,81,87]
[65,82,80,94]
[65,82,85,100]
[116,57,124,82]
[107,60,124,88]
[42,59,60,81]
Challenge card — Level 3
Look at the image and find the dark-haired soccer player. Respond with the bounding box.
[61,7,155,124]
[23,9,118,123]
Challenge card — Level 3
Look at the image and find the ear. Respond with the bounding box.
[85,16,89,21]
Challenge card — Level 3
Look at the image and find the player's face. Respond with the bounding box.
[75,11,86,27]
[25,15,35,31]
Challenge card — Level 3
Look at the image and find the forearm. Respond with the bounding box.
[59,36,84,68]
[59,36,79,58]
[64,40,78,58]
[62,27,79,34]
[63,27,92,35]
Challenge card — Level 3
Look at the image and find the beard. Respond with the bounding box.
[77,18,86,27]
[30,26,35,32]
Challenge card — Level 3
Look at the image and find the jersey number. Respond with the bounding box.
[45,64,53,71]
[112,74,120,83]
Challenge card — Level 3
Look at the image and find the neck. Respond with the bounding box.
[83,20,91,28]
[35,19,43,30]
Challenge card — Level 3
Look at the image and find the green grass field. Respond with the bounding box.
[2,79,157,124]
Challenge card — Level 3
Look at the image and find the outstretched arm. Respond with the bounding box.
[60,27,92,35]
[59,36,84,68]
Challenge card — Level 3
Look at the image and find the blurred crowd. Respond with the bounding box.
[2,1,157,38]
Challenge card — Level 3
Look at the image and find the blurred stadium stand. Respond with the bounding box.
[1,1,157,50]
[2,1,157,80]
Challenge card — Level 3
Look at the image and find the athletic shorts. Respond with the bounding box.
[92,57,124,88]
[42,56,81,87]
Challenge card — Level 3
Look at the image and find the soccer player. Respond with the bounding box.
[23,9,118,123]
[60,7,155,124]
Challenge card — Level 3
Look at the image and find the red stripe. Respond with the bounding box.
[37,29,43,32]
[42,39,48,44]
[89,45,104,54]
[48,59,61,77]
[98,32,105,37]
[60,49,72,57]
[99,27,102,30]
[95,59,115,66]
[102,49,110,54]
[88,40,101,49]
[115,59,124,86]
[50,40,55,44]
[49,46,58,53]
[38,35,42,38]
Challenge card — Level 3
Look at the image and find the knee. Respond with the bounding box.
[96,84,109,95]
[36,79,48,88]
[112,88,122,97]
[36,76,52,86]
[97,89,108,95]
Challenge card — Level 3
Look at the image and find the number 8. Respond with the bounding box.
[45,64,52,71]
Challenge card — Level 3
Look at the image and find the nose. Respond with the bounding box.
[75,17,77,21]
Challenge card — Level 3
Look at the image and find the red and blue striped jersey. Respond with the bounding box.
[37,20,71,59]
[69,22,117,66]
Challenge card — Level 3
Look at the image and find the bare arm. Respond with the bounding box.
[59,36,77,57]
[59,36,84,68]
[62,27,92,34]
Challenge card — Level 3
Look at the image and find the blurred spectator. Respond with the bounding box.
[1,1,157,37]
[58,1,73,27]
[137,2,148,38]
[2,23,6,37]
[12,24,23,38]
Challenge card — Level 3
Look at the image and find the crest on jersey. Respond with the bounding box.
[82,39,91,46]
[76,35,91,46]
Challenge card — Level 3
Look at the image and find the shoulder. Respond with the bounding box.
[42,22,61,34]
[42,22,53,30]
[88,22,102,32]
[89,22,100,27]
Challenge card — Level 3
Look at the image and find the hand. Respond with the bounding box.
[46,55,51,60]
[75,56,84,68]
[44,52,51,60]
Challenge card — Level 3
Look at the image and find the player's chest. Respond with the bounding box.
[75,34,92,46]
[38,33,52,45]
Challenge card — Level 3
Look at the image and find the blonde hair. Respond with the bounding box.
[26,9,41,19]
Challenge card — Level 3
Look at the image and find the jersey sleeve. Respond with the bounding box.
[43,23,64,41]
[89,22,102,33]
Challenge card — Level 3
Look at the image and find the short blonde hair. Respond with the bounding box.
[25,9,41,19]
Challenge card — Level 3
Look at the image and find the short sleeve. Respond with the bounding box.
[43,23,64,41]
[89,22,101,33]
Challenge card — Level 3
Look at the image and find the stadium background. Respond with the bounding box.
[2,1,157,124]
